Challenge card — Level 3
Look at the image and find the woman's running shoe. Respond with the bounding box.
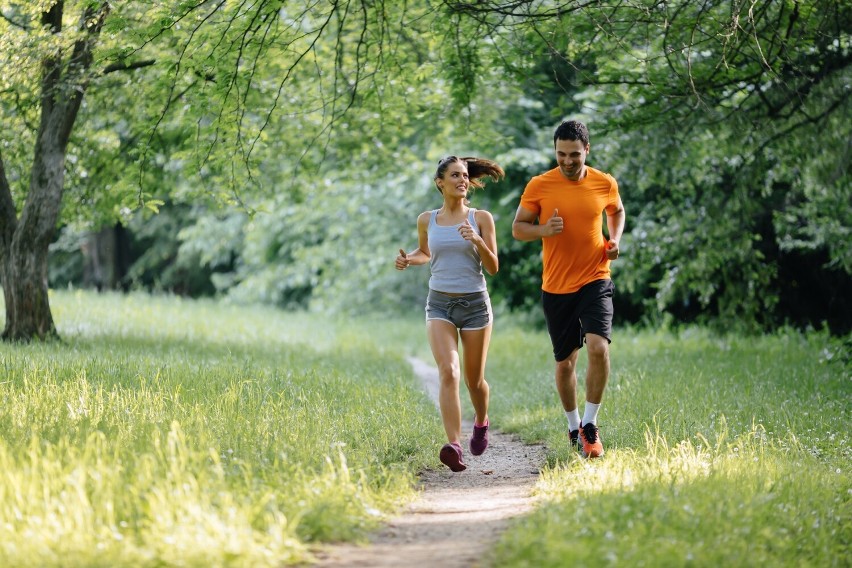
[470,420,489,456]
[439,442,467,472]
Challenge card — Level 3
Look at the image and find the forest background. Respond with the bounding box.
[2,0,850,340]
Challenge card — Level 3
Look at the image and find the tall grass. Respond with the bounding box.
[0,290,439,567]
[486,324,850,566]
[1,291,848,566]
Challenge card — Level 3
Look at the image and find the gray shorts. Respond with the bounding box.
[425,290,492,330]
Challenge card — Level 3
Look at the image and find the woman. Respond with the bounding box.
[395,156,504,472]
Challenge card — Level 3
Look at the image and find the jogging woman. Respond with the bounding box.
[395,156,504,472]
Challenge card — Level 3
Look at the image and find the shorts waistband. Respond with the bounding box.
[429,290,488,300]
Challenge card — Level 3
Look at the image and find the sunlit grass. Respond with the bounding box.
[0,290,848,566]
[486,323,850,566]
[496,428,848,566]
[0,290,439,567]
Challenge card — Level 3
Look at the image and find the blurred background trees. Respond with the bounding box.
[3,0,849,339]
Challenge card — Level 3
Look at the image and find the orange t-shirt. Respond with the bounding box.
[519,166,620,294]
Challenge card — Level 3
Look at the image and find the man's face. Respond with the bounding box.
[555,138,589,181]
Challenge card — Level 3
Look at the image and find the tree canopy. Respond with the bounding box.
[2,0,850,339]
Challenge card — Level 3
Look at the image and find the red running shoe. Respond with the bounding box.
[579,422,605,458]
[439,442,467,472]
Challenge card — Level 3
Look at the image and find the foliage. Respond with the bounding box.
[123,203,221,295]
[4,0,849,337]
[451,0,852,333]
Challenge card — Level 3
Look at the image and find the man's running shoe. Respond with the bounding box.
[579,422,605,458]
[470,420,489,456]
[569,429,580,451]
[439,442,467,472]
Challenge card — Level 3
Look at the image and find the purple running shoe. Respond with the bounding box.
[439,442,467,472]
[470,420,489,456]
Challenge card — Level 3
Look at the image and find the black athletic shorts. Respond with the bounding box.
[542,279,614,362]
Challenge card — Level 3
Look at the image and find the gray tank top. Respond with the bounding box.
[428,208,487,293]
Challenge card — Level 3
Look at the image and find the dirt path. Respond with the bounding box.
[310,357,547,567]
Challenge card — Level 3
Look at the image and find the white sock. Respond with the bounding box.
[565,409,581,432]
[582,402,601,426]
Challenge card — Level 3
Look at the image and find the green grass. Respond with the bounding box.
[0,291,848,566]
[486,324,850,567]
[0,290,440,567]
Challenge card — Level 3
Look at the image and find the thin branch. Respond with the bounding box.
[139,0,227,202]
[755,90,850,156]
[0,10,27,30]
[102,59,156,74]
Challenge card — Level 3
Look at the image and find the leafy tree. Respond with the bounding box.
[450,0,851,333]
[4,0,849,340]
[1,1,114,340]
[0,1,453,340]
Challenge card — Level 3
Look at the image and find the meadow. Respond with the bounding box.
[486,325,850,566]
[0,290,441,567]
[0,290,848,566]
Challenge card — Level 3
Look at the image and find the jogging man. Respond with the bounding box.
[512,120,626,458]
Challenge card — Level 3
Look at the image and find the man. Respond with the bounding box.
[512,120,626,458]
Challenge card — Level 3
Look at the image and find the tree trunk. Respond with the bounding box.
[1,241,56,341]
[1,116,68,341]
[0,2,110,342]
[81,224,131,291]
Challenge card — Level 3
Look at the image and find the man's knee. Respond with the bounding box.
[556,350,579,374]
[585,334,609,361]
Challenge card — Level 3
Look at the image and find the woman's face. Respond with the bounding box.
[436,161,470,197]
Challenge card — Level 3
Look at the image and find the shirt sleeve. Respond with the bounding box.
[605,175,620,214]
[519,177,542,216]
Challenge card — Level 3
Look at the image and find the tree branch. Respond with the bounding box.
[756,90,850,155]
[58,2,111,147]
[102,59,156,75]
[0,10,27,30]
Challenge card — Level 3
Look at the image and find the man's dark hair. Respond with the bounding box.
[553,120,589,147]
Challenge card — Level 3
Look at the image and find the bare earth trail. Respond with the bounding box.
[311,357,547,567]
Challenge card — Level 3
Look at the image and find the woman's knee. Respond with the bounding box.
[465,373,488,390]
[437,361,461,384]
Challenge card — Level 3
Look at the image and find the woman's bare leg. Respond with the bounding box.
[427,319,462,443]
[459,325,492,425]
